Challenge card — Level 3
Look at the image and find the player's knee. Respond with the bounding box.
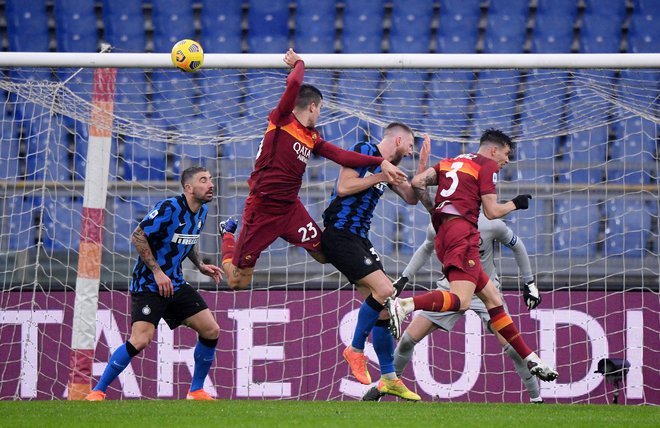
[129,334,153,351]
[458,297,471,312]
[202,322,220,340]
[373,284,394,303]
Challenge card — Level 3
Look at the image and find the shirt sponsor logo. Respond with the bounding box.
[171,233,200,245]
[293,141,311,164]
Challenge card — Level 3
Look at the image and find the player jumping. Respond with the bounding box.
[219,49,406,290]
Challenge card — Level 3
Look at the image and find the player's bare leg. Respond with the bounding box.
[219,218,254,290]
[221,260,254,290]
[128,321,156,351]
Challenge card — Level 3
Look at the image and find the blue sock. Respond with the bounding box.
[93,342,138,392]
[351,295,384,351]
[372,321,395,375]
[190,337,217,392]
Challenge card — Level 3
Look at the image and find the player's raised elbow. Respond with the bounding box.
[482,207,497,220]
[410,174,426,190]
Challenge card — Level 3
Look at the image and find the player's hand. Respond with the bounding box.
[523,280,541,310]
[416,133,431,175]
[380,160,407,185]
[199,263,223,285]
[154,270,173,298]
[283,48,302,67]
[511,194,532,210]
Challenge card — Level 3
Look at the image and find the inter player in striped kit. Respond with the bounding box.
[388,129,558,382]
[363,215,544,402]
[321,123,430,400]
[219,49,405,289]
[86,166,223,401]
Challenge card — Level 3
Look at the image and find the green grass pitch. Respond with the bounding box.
[0,400,657,428]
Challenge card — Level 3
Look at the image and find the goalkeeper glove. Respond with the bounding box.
[523,280,541,310]
[392,276,409,297]
[511,194,532,210]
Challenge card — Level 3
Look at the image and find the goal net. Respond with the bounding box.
[0,53,658,403]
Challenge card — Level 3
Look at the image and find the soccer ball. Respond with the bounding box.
[171,39,204,72]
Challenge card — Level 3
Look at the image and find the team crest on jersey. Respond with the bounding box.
[364,256,373,266]
[148,209,159,219]
[142,305,151,315]
[492,172,498,184]
[198,220,202,229]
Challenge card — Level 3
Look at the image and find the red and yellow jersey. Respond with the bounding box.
[247,60,324,203]
[246,60,381,205]
[432,153,499,225]
[248,111,325,203]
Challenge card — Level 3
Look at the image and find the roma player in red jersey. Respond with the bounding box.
[220,49,406,290]
[388,129,558,382]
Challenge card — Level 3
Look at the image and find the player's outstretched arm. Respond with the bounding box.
[416,133,431,175]
[411,167,437,214]
[131,226,173,297]
[272,49,304,122]
[187,244,223,285]
[495,220,540,310]
[481,193,532,220]
[314,140,405,185]
[390,133,432,204]
[334,166,386,197]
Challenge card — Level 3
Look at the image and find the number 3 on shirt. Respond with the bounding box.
[298,222,318,242]
[440,161,464,197]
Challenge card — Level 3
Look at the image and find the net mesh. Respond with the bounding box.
[0,65,658,403]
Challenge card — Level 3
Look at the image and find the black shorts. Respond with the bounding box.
[131,284,208,330]
[321,225,383,284]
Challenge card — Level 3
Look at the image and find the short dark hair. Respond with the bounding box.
[479,128,514,153]
[180,166,208,188]
[295,84,323,109]
[384,122,414,137]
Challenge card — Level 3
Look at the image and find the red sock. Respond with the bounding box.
[412,290,460,312]
[488,305,533,359]
[221,234,235,266]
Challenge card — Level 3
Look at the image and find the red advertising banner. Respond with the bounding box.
[0,289,657,403]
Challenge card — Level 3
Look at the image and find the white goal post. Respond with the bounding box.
[0,52,658,404]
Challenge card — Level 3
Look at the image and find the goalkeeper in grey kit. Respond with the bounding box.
[364,213,544,402]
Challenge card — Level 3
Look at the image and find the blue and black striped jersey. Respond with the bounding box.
[323,143,387,239]
[130,194,207,294]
